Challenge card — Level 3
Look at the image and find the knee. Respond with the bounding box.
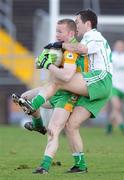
[47,127,59,139]
[47,128,54,138]
[65,121,78,134]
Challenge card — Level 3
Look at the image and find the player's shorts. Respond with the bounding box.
[75,70,112,118]
[49,90,78,112]
[112,87,124,99]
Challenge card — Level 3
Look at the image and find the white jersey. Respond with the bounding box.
[80,29,113,75]
[112,51,124,92]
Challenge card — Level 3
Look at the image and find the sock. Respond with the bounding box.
[32,116,43,128]
[72,152,87,170]
[119,123,124,132]
[106,123,113,134]
[31,95,45,110]
[40,155,53,171]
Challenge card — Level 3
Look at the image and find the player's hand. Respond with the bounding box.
[36,51,57,69]
[36,49,49,69]
[40,53,57,69]
[44,41,63,49]
[48,53,57,64]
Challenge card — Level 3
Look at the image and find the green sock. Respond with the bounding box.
[32,116,43,128]
[31,95,45,110]
[40,155,53,171]
[119,123,124,132]
[73,152,87,170]
[106,123,113,134]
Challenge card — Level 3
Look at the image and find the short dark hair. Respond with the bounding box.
[76,9,97,29]
[57,19,77,33]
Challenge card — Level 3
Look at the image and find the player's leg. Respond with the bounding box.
[107,96,124,134]
[21,87,42,100]
[18,82,59,114]
[24,100,53,135]
[12,90,46,133]
[19,71,111,115]
[65,106,90,173]
[64,72,112,173]
[57,71,112,99]
[107,87,124,134]
[58,73,88,96]
[19,70,108,113]
[12,87,42,114]
[18,73,88,114]
[33,108,70,174]
[12,87,53,134]
[33,92,77,173]
[24,110,47,135]
[12,87,42,104]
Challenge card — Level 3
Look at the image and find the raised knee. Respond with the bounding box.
[65,122,74,132]
[47,126,60,139]
[47,127,56,137]
[47,128,52,136]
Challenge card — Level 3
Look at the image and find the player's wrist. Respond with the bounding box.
[47,63,52,69]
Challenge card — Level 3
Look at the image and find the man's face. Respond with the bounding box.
[75,15,87,38]
[114,41,124,53]
[56,23,74,42]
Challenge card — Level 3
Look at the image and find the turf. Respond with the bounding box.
[0,126,124,180]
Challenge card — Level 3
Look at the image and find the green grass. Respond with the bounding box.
[0,126,124,180]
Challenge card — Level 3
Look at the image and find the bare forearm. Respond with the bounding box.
[62,42,88,54]
[48,64,75,82]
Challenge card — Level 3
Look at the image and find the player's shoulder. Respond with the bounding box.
[83,30,102,43]
[82,33,94,45]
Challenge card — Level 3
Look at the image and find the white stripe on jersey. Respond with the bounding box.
[81,29,113,75]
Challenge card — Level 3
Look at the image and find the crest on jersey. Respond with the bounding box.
[66,53,74,59]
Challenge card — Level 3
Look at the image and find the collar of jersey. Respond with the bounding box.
[69,37,78,44]
[84,28,97,37]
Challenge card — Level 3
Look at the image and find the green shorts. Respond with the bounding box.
[49,90,78,112]
[112,87,124,99]
[76,70,112,118]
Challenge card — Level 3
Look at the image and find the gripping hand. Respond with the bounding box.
[44,41,63,49]
[36,50,57,69]
[36,49,49,69]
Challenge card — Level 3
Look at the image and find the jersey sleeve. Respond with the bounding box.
[63,50,79,65]
[81,34,98,54]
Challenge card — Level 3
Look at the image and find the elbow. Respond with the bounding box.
[63,69,76,82]
[63,74,74,82]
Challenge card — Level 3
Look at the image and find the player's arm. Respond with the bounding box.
[63,39,100,55]
[48,51,78,82]
[62,42,88,54]
[48,63,76,82]
[43,40,89,55]
[44,41,87,55]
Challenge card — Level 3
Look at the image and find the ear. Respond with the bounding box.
[86,21,92,28]
[69,31,75,38]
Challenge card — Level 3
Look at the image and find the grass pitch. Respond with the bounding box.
[0,126,124,180]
